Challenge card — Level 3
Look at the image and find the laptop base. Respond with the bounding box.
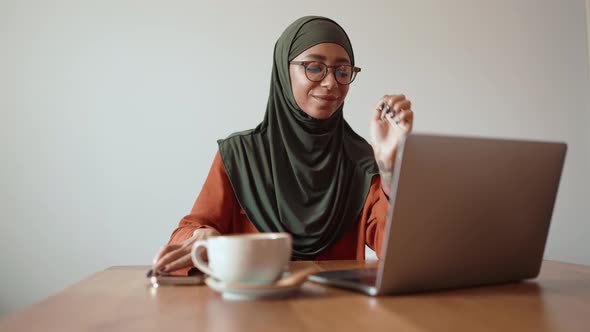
[308,268,379,296]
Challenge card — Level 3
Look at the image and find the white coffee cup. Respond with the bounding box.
[191,233,292,285]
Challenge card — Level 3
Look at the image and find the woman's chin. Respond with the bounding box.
[303,108,338,120]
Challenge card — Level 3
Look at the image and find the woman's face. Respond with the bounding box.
[289,43,351,120]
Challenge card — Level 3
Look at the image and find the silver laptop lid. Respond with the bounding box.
[376,133,567,295]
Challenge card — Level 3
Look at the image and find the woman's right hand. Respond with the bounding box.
[369,94,414,196]
[151,228,220,274]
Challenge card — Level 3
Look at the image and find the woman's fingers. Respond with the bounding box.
[383,94,406,109]
[379,95,407,119]
[393,99,411,114]
[372,99,385,121]
[150,229,221,275]
[379,99,413,133]
[152,244,185,273]
[370,94,414,144]
[373,95,401,121]
[153,244,180,265]
[161,253,194,272]
[393,109,414,132]
[160,245,193,270]
[377,95,411,124]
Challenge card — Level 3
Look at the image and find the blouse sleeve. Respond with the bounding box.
[167,151,236,245]
[364,176,391,258]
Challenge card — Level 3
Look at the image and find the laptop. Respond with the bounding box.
[308,133,567,296]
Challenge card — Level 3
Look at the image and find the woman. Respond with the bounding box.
[152,16,413,275]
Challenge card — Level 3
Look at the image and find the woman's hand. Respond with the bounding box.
[152,228,220,274]
[369,94,414,196]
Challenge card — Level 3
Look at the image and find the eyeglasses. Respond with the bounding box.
[290,61,361,85]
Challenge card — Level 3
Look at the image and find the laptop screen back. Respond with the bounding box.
[376,134,566,295]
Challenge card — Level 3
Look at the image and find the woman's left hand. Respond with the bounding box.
[369,94,414,196]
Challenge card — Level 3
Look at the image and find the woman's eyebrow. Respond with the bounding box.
[302,54,351,64]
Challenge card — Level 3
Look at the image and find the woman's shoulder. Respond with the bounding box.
[217,124,266,146]
[219,128,257,141]
[205,150,227,177]
[217,127,267,155]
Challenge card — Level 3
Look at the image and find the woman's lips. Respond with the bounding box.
[313,95,339,103]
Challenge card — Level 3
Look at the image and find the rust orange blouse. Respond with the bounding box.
[168,151,390,262]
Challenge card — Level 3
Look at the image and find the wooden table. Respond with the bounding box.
[1,260,589,332]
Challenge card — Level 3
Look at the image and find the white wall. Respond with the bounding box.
[588,0,590,84]
[1,0,589,317]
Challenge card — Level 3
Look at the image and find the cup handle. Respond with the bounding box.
[191,240,214,276]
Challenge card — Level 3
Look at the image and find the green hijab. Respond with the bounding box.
[218,16,379,259]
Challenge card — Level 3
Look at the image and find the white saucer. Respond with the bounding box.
[205,277,302,300]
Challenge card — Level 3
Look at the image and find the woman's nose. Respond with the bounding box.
[320,69,339,89]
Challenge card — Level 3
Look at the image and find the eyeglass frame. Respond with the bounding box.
[289,61,361,85]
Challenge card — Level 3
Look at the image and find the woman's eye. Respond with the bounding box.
[335,70,347,77]
[306,66,323,74]
[335,68,351,77]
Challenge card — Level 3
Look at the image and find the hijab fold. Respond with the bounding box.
[218,16,379,259]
